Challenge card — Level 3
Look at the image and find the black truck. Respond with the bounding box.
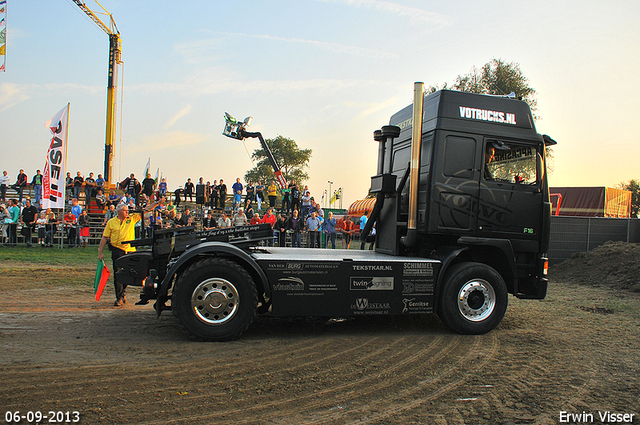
[117,83,555,341]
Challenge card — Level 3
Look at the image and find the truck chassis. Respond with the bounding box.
[118,223,509,341]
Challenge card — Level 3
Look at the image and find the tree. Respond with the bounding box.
[244,135,312,189]
[430,58,554,174]
[617,179,640,217]
[430,58,539,119]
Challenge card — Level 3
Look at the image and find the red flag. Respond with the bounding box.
[94,259,110,301]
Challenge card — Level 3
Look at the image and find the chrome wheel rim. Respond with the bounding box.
[191,278,239,325]
[457,279,496,322]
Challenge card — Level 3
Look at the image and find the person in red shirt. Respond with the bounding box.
[63,210,77,247]
[262,207,276,246]
[250,213,262,225]
[341,216,355,249]
[262,208,276,227]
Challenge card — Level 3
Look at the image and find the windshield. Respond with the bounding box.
[485,141,538,184]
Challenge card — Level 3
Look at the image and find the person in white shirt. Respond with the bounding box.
[218,212,231,228]
[0,170,11,202]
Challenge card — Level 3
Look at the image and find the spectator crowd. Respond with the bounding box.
[1,169,366,249]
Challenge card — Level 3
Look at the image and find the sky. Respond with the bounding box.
[1,0,639,208]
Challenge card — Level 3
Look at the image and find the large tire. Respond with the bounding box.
[438,262,508,335]
[172,257,257,341]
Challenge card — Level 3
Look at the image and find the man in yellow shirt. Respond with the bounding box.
[267,181,278,209]
[98,203,149,306]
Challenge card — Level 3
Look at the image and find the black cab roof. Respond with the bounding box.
[390,89,540,141]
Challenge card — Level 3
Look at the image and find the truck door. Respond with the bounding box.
[477,139,542,244]
[428,133,480,235]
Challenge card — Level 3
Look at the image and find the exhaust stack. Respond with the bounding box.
[400,82,424,248]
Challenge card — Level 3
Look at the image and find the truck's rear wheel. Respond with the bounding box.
[438,262,507,335]
[173,258,257,341]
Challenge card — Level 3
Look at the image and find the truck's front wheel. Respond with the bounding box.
[173,258,257,341]
[438,262,508,335]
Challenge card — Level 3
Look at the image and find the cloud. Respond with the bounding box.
[349,95,404,120]
[0,82,105,112]
[0,83,31,112]
[202,30,398,60]
[128,75,382,98]
[125,130,207,155]
[164,105,192,129]
[173,38,226,65]
[316,0,452,28]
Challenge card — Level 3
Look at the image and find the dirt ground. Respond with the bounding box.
[1,242,639,424]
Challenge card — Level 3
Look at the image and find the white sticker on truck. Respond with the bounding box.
[459,106,517,125]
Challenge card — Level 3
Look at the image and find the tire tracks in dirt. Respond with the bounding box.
[1,324,342,405]
[123,334,416,424]
[129,333,463,424]
[3,281,640,425]
[1,309,480,425]
[2,329,446,424]
[306,334,496,424]
[2,318,393,421]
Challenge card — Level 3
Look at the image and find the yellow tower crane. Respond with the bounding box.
[72,0,122,184]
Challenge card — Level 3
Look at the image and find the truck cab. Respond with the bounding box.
[372,88,553,300]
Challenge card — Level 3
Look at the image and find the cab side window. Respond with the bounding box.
[444,136,475,179]
[485,141,538,184]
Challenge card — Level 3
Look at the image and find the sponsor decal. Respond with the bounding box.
[355,298,368,310]
[402,298,431,313]
[397,117,413,131]
[493,146,534,162]
[459,106,517,125]
[351,298,391,312]
[352,265,393,271]
[403,262,434,277]
[273,277,304,291]
[309,283,338,291]
[350,277,394,291]
[402,281,434,294]
[305,263,339,270]
[197,224,264,239]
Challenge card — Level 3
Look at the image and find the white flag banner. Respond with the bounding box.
[143,157,150,179]
[42,104,69,209]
